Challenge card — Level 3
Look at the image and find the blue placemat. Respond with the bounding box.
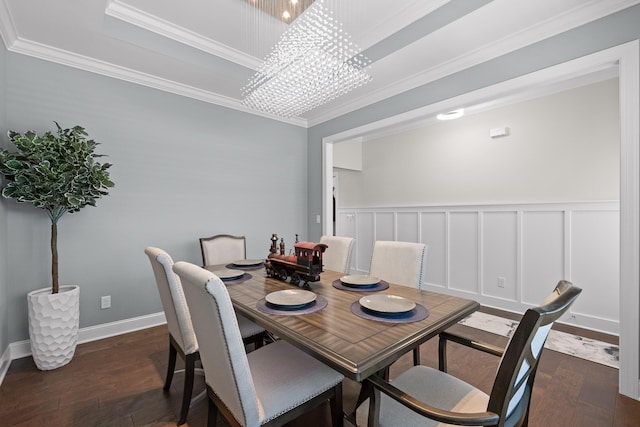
[332,279,389,292]
[350,301,429,323]
[221,273,252,284]
[256,295,328,316]
[225,263,265,271]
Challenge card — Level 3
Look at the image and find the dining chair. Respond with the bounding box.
[320,235,355,273]
[199,234,246,266]
[368,240,428,365]
[359,280,581,427]
[437,280,575,372]
[145,247,265,425]
[368,241,428,289]
[173,261,345,427]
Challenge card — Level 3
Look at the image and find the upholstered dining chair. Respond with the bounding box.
[359,280,581,427]
[368,241,428,290]
[320,235,355,273]
[199,234,246,266]
[368,240,428,365]
[174,261,345,427]
[145,247,265,425]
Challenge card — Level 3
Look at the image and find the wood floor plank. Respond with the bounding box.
[0,318,637,426]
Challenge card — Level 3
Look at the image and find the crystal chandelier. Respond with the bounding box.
[241,0,372,118]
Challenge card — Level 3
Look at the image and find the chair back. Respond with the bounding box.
[489,280,582,426]
[369,241,428,289]
[144,247,198,355]
[173,261,260,426]
[199,234,246,266]
[320,235,355,273]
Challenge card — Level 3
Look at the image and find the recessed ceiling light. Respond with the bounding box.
[291,0,299,5]
[437,108,465,120]
[282,10,291,20]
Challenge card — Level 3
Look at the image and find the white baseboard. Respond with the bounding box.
[78,311,167,344]
[5,311,167,363]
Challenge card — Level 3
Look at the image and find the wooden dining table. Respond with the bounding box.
[206,264,480,382]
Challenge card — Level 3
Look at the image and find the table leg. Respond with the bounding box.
[345,368,388,425]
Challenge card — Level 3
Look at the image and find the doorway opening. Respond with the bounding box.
[321,41,639,399]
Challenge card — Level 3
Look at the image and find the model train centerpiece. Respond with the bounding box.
[265,234,327,289]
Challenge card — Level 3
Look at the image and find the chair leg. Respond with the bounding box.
[207,391,218,427]
[329,383,344,427]
[255,332,265,349]
[438,334,448,372]
[177,353,197,425]
[412,346,421,365]
[164,340,178,391]
[243,332,266,351]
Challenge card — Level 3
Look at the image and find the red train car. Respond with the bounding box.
[265,234,327,288]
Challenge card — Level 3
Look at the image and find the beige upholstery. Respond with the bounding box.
[145,247,265,425]
[199,234,246,266]
[320,235,355,273]
[368,241,428,365]
[368,241,428,289]
[198,235,266,347]
[145,247,197,354]
[144,247,200,425]
[359,281,582,427]
[174,261,345,427]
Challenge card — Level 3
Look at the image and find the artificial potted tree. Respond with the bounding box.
[0,122,114,370]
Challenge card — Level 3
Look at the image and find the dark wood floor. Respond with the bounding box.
[1,308,638,427]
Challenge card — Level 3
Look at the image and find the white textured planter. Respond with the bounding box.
[27,285,80,370]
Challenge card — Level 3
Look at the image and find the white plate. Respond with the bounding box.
[340,275,380,287]
[232,259,264,266]
[265,289,317,307]
[212,269,245,280]
[359,294,416,314]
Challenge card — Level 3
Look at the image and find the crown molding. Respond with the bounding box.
[105,0,262,70]
[6,36,306,127]
[1,0,637,128]
[0,0,16,48]
[306,0,640,126]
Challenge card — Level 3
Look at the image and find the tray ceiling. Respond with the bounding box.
[0,0,637,127]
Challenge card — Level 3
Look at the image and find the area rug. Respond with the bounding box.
[458,311,619,369]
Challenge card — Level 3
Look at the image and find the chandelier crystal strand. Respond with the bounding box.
[242,0,372,118]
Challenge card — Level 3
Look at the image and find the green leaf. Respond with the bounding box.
[0,121,114,214]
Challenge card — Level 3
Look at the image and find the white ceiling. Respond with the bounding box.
[0,0,637,127]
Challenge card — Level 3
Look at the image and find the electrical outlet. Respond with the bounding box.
[101,295,111,309]
[497,277,506,288]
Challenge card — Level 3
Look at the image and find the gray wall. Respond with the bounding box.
[0,39,7,356]
[307,5,640,240]
[2,52,308,343]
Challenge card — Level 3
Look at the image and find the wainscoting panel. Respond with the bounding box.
[337,202,620,334]
[420,212,447,287]
[337,212,357,272]
[376,212,395,242]
[482,211,518,301]
[521,211,565,306]
[355,212,374,272]
[449,212,480,294]
[397,212,419,243]
[570,209,620,332]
